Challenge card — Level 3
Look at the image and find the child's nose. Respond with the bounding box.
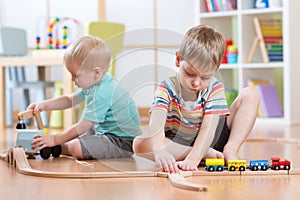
[192,78,201,87]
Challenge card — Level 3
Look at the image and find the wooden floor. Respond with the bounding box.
[1,124,300,200]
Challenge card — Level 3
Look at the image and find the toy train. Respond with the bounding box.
[15,110,62,159]
[205,157,291,172]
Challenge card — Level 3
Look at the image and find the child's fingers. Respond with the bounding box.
[171,162,179,173]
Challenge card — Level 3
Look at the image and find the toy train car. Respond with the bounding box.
[16,128,62,159]
[15,110,61,159]
[205,158,291,172]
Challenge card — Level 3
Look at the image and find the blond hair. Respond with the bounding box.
[179,24,226,70]
[64,35,111,71]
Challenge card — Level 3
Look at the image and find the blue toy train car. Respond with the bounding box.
[249,160,269,171]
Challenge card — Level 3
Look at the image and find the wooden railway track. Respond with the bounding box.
[1,137,300,191]
[0,147,208,191]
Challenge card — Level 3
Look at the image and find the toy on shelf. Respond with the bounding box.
[35,17,83,50]
[226,45,238,63]
[247,17,283,63]
[247,17,269,63]
[35,36,41,50]
[15,110,62,159]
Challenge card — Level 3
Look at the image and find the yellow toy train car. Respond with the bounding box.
[228,160,247,171]
[205,158,225,171]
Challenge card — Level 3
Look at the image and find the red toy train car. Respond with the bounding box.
[271,157,291,170]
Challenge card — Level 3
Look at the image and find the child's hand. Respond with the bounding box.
[154,150,179,173]
[27,102,46,114]
[32,134,55,150]
[177,157,199,171]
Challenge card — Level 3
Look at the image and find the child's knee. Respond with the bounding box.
[241,87,260,104]
[132,136,144,153]
[132,136,152,154]
[67,140,84,159]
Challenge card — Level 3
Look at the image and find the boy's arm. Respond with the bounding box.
[32,119,93,150]
[53,119,93,145]
[148,109,179,173]
[148,109,167,150]
[177,115,219,171]
[28,93,83,113]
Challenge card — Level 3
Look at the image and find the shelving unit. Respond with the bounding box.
[196,0,300,125]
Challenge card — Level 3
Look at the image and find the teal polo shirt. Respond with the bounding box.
[75,73,142,138]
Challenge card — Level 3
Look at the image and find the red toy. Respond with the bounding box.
[271,157,291,170]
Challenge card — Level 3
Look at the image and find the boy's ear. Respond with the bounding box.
[94,66,103,76]
[175,51,181,67]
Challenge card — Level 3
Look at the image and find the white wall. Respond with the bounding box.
[0,0,197,108]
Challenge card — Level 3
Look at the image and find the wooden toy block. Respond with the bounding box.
[17,110,44,129]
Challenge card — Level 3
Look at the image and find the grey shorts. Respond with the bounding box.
[79,133,134,160]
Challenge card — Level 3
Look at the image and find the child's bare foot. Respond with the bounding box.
[204,148,224,159]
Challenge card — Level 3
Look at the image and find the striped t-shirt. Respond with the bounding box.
[151,74,230,146]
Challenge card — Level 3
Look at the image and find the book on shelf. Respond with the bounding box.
[256,84,283,117]
[246,79,270,88]
[205,0,214,12]
[213,0,221,11]
[246,79,283,118]
[205,0,235,12]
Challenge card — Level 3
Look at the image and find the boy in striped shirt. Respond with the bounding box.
[133,25,260,173]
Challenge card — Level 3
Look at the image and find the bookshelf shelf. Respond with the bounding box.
[196,0,300,125]
[240,8,283,15]
[241,62,283,69]
[199,10,238,18]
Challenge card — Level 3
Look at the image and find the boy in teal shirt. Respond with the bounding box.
[30,36,141,159]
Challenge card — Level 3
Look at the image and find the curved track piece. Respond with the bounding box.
[168,173,208,191]
[0,148,208,191]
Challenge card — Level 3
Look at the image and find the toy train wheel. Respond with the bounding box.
[252,166,258,171]
[284,165,290,170]
[40,147,52,159]
[207,166,214,171]
[262,166,268,171]
[239,166,246,171]
[51,145,62,158]
[229,166,236,171]
[274,166,280,170]
[217,166,223,171]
